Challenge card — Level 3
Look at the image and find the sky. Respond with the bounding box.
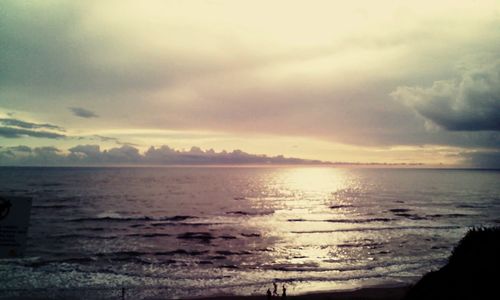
[1,0,500,167]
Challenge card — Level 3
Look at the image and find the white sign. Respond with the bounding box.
[0,196,32,258]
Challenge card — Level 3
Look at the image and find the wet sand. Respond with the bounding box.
[188,285,410,300]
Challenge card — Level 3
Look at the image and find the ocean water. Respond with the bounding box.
[0,167,499,299]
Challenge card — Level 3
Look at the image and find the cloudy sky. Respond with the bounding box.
[1,0,500,167]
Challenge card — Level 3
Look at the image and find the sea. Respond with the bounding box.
[0,166,499,299]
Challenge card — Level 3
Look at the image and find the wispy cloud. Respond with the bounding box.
[69,107,99,118]
[90,135,138,146]
[0,118,65,131]
[0,126,66,139]
[0,116,66,139]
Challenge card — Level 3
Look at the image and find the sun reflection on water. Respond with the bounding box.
[246,167,362,279]
[279,167,350,194]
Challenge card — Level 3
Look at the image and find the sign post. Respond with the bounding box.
[0,196,32,258]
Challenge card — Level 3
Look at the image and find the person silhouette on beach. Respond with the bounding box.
[273,282,278,296]
[282,284,287,299]
[266,288,272,300]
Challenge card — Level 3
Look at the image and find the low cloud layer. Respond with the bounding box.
[393,61,500,131]
[69,107,99,119]
[0,144,325,166]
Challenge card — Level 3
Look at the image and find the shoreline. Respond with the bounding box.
[0,285,412,300]
[186,285,411,300]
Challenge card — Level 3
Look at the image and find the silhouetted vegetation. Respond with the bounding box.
[405,227,500,299]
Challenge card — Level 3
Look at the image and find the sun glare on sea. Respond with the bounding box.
[250,167,358,272]
[279,167,349,194]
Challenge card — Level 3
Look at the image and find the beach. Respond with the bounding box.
[189,285,410,300]
[0,285,411,300]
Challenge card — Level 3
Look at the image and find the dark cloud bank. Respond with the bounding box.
[393,61,500,132]
[0,145,328,166]
[461,151,500,169]
[0,145,427,167]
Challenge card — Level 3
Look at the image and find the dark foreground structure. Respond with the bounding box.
[405,227,500,300]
